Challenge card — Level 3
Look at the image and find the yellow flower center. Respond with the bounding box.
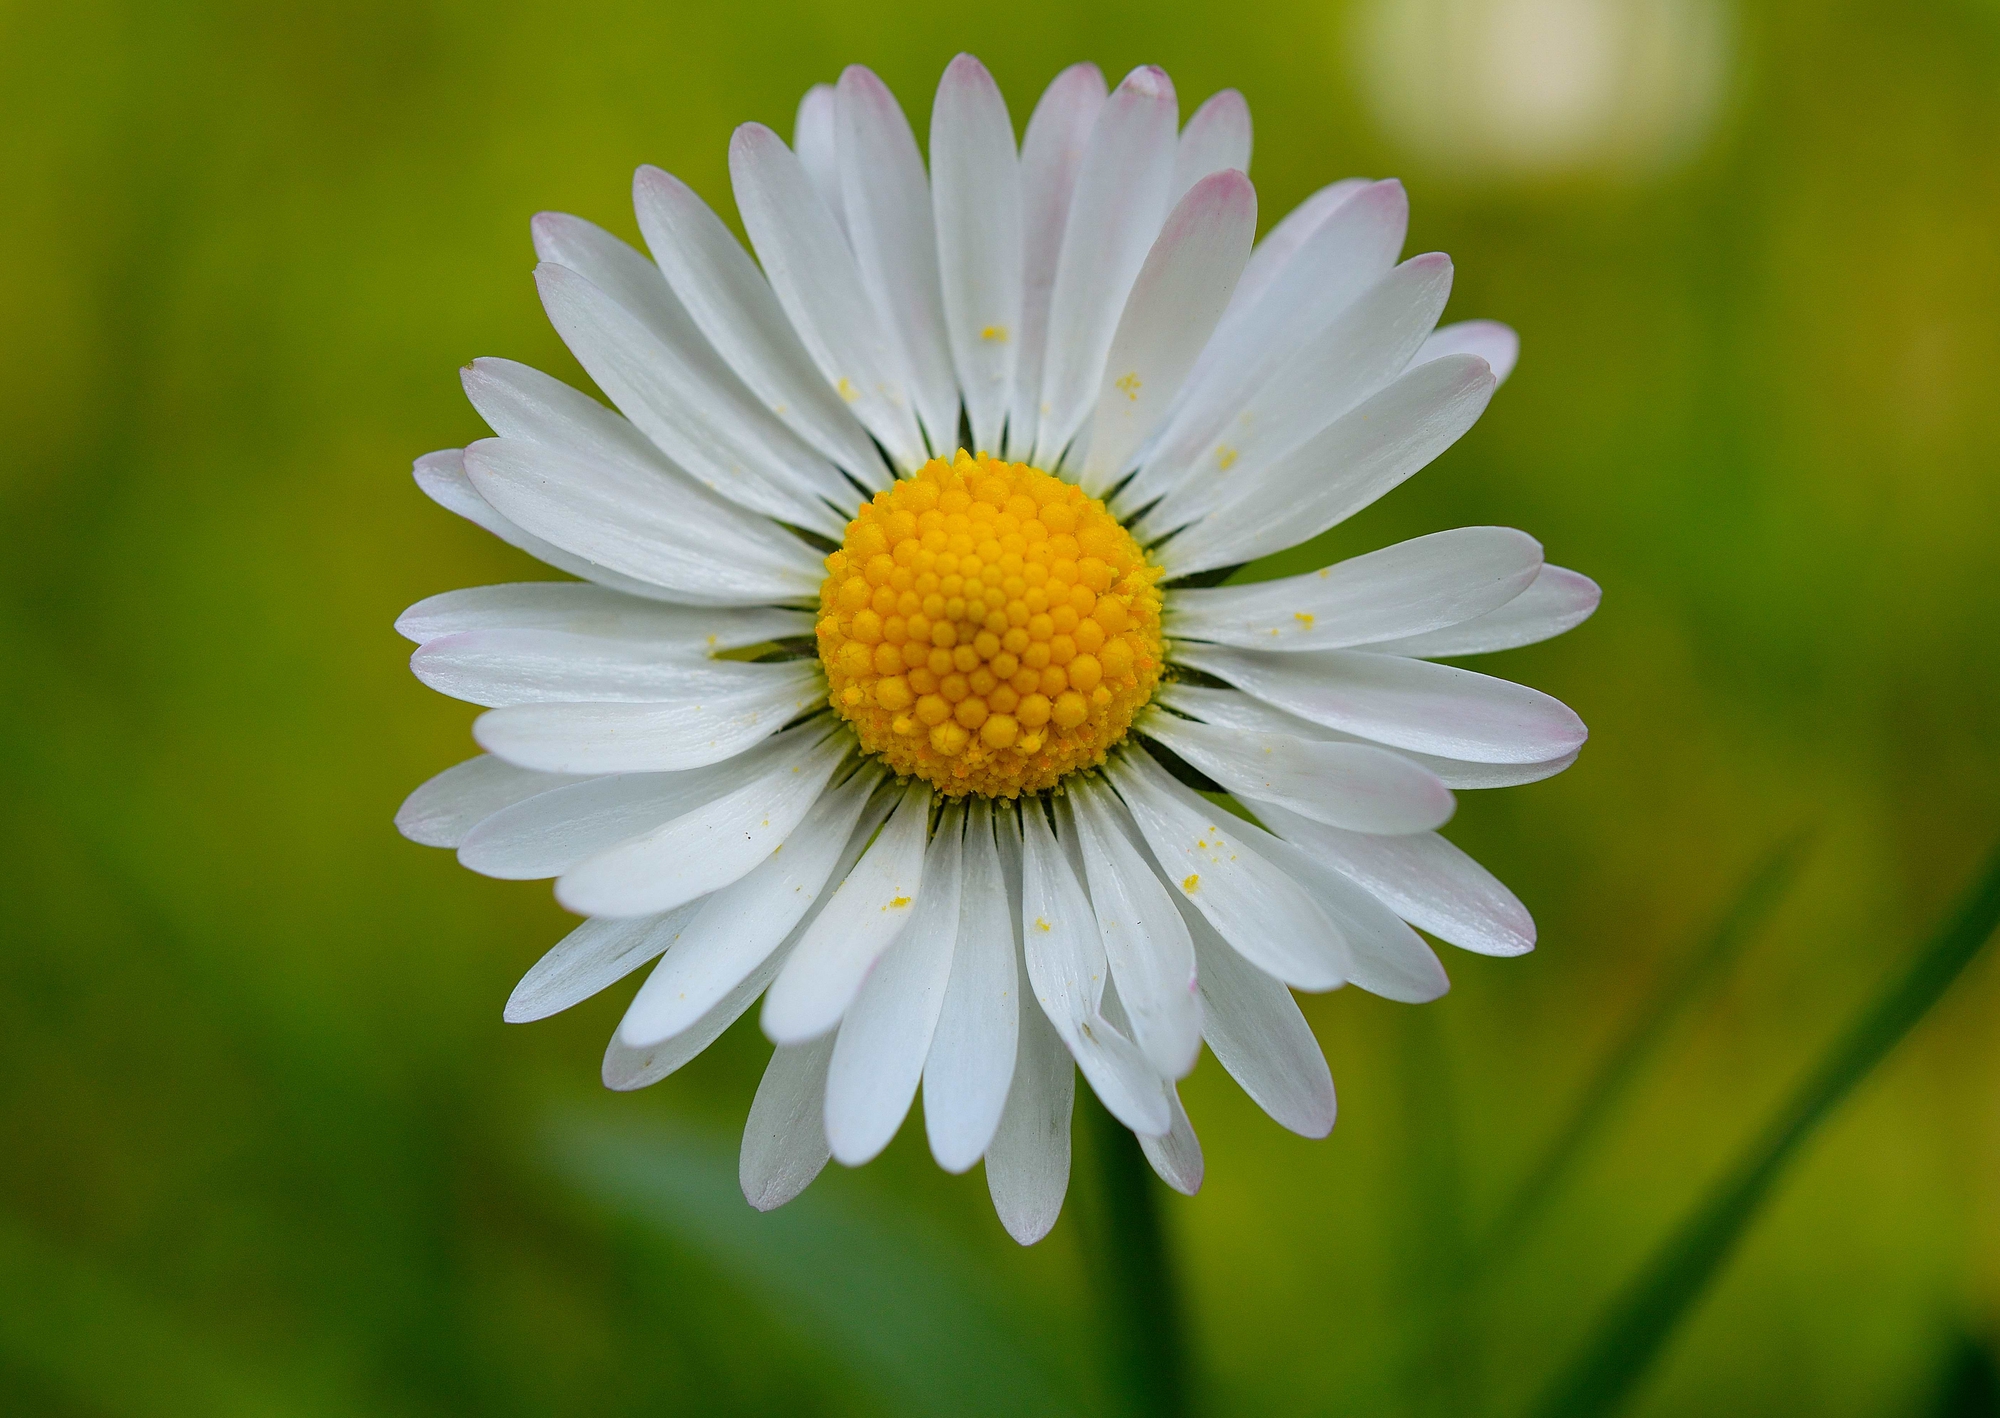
[817,451,1164,797]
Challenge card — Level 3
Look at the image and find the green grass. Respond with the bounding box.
[1532,840,2000,1417]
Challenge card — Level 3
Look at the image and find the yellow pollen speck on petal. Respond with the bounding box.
[1182,874,1200,893]
[980,325,1009,342]
[1294,611,1315,628]
[1034,917,1052,932]
[817,452,1163,798]
[837,377,859,402]
[1215,445,1238,470]
[888,895,911,909]
[1115,371,1142,401]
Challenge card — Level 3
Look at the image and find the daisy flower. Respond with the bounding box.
[396,56,1597,1244]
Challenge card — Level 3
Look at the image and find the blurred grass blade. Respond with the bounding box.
[1489,833,1812,1260]
[547,1109,1089,1418]
[1532,839,2000,1418]
[0,1215,355,1417]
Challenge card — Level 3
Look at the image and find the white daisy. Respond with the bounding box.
[396,56,1598,1244]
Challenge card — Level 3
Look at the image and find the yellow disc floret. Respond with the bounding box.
[817,451,1164,797]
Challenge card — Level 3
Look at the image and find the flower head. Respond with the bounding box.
[396,55,1599,1243]
[819,454,1165,794]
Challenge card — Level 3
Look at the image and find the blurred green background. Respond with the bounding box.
[4,0,1998,1413]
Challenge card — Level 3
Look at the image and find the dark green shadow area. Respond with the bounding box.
[545,1109,1095,1418]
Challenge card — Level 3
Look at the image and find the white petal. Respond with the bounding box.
[741,1035,835,1211]
[1106,747,1349,990]
[1101,755,1442,1003]
[923,800,1022,1172]
[470,661,823,774]
[412,628,806,707]
[396,755,587,849]
[1135,253,1458,536]
[791,84,845,236]
[825,805,966,1166]
[1063,781,1201,1078]
[534,262,847,537]
[502,899,704,1023]
[1172,88,1251,200]
[397,583,808,649]
[1243,822,1450,1003]
[605,780,891,1089]
[1138,709,1455,834]
[467,356,838,550]
[412,448,683,603]
[461,357,639,457]
[837,65,960,455]
[529,213,753,419]
[1247,803,1534,956]
[607,970,767,1090]
[994,792,1025,899]
[1094,941,1203,1193]
[1408,751,1578,788]
[1155,681,1580,788]
[530,212,695,346]
[1007,62,1107,462]
[1031,65,1180,469]
[632,166,890,493]
[930,54,1022,458]
[1079,169,1256,495]
[983,974,1075,1245]
[1018,803,1173,1136]
[1176,892,1336,1137]
[1172,643,1588,765]
[457,759,755,881]
[729,123,929,471]
[1416,318,1519,385]
[1117,179,1408,517]
[462,352,836,580]
[614,767,889,1047]
[1152,355,1498,576]
[762,780,932,1043]
[1139,1088,1204,1195]
[1163,526,1543,651]
[463,438,822,606]
[553,724,848,916]
[1221,179,1370,338]
[1359,565,1602,658]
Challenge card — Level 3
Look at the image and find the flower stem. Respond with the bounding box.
[1079,1088,1195,1418]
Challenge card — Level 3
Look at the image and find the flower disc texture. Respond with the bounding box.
[396,54,1599,1243]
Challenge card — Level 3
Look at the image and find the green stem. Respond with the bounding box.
[1531,838,2000,1418]
[1079,1088,1195,1418]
